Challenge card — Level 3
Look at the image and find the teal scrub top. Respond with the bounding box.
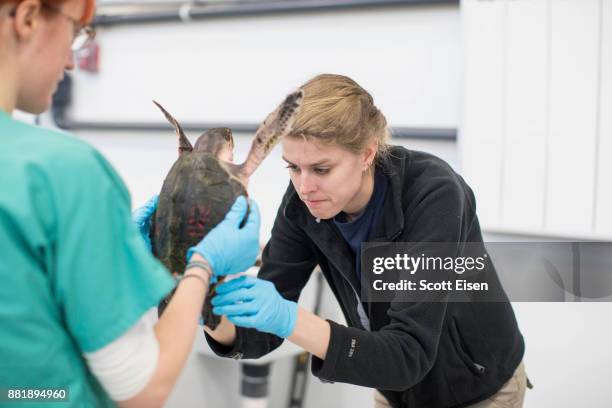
[0,111,175,407]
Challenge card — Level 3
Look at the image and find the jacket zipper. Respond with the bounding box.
[331,226,403,332]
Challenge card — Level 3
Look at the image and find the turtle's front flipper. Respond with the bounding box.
[238,90,303,181]
[153,100,193,156]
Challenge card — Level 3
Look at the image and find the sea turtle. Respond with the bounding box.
[151,90,303,329]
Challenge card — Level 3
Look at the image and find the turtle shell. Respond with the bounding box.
[152,152,246,329]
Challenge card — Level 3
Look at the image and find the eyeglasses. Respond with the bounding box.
[9,1,96,51]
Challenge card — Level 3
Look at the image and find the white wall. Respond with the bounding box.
[69,2,462,235]
[71,4,460,128]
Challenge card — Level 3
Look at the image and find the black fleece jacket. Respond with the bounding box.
[205,146,525,408]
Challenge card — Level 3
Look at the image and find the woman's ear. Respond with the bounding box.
[363,140,378,170]
[13,0,42,42]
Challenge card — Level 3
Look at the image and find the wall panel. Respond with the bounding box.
[460,0,506,228]
[545,0,600,235]
[501,0,548,231]
[595,0,612,236]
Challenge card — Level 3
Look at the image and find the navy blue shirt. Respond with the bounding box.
[334,168,388,281]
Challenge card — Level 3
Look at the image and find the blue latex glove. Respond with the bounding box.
[188,196,260,277]
[211,276,298,338]
[132,195,158,251]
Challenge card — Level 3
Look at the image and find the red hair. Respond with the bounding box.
[1,0,95,24]
[81,0,95,24]
[45,0,95,24]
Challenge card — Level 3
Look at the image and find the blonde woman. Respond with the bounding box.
[0,1,259,406]
[206,74,527,408]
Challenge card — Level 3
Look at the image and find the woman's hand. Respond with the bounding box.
[187,196,260,277]
[132,195,158,251]
[211,276,298,338]
[211,274,331,359]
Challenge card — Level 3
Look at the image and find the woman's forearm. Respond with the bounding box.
[206,304,330,359]
[288,307,330,360]
[118,254,210,408]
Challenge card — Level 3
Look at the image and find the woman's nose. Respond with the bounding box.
[299,173,317,196]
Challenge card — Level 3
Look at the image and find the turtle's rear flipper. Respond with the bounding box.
[203,275,226,329]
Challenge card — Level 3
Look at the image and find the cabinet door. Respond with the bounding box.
[595,0,612,237]
[502,0,548,231]
[546,0,601,235]
[460,0,506,229]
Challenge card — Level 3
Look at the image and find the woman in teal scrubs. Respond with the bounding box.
[0,1,260,406]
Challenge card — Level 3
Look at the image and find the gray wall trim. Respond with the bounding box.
[53,119,457,141]
[93,0,459,27]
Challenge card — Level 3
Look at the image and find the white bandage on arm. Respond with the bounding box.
[84,311,160,401]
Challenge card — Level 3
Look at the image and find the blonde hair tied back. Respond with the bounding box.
[289,74,390,164]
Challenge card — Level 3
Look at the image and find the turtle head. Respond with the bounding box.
[194,127,235,162]
[153,100,193,156]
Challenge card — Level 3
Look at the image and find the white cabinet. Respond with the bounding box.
[460,0,506,228]
[502,0,548,231]
[546,0,600,235]
[461,0,611,239]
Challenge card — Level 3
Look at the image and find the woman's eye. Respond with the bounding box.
[314,168,330,175]
[286,165,299,173]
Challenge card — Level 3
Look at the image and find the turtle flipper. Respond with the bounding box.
[238,90,303,180]
[153,100,193,156]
